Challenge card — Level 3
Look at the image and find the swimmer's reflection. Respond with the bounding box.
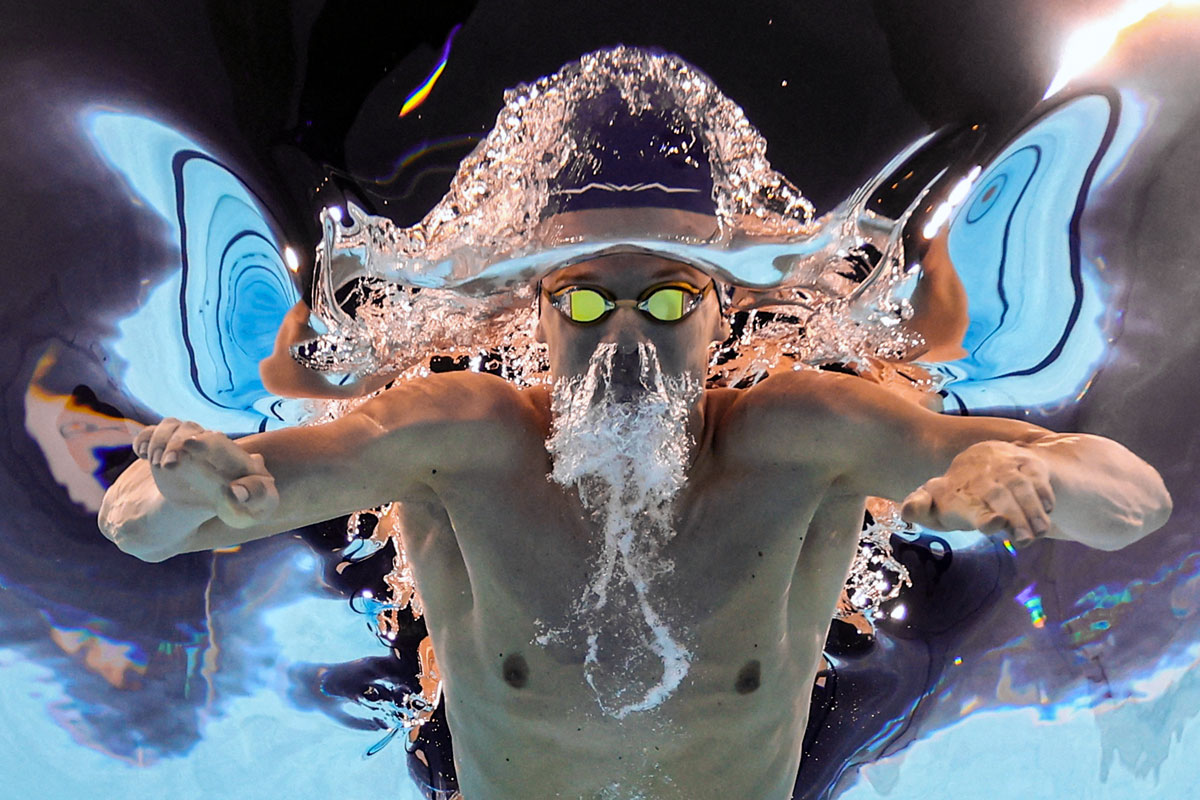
[98,53,1172,800]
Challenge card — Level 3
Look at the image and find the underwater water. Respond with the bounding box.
[3,1,1200,798]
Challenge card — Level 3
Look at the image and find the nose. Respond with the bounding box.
[592,310,651,388]
[595,307,648,352]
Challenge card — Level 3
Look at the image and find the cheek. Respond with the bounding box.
[543,324,597,368]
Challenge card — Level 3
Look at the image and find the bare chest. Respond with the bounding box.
[393,447,860,799]
[403,454,837,665]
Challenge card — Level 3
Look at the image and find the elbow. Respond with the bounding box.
[97,496,181,563]
[125,544,176,563]
[100,518,178,563]
[1096,491,1174,552]
[1146,483,1174,536]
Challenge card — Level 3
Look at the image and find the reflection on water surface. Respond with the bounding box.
[2,2,1199,798]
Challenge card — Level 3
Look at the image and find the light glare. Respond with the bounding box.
[1045,0,1198,98]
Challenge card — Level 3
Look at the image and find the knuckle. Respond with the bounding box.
[195,431,225,447]
[982,514,1007,531]
[984,485,1009,502]
[1004,475,1028,490]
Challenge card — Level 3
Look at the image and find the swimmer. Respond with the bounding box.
[97,241,1172,798]
[98,53,1173,800]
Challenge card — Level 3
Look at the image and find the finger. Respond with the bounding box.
[216,475,279,528]
[900,487,934,525]
[277,301,317,347]
[907,477,954,526]
[1008,480,1051,537]
[982,485,1034,543]
[1017,457,1056,514]
[132,426,155,459]
[148,418,184,466]
[1034,480,1056,516]
[903,483,980,531]
[159,421,205,468]
[181,431,260,477]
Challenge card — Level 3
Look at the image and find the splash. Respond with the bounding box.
[541,343,700,718]
[837,501,914,623]
[342,503,442,745]
[295,45,928,391]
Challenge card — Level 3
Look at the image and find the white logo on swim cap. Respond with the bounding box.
[558,181,703,196]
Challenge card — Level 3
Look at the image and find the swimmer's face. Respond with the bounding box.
[534,252,730,386]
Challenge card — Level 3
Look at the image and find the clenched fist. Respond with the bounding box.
[133,418,279,529]
[900,440,1056,548]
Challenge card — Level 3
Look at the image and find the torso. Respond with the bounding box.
[390,380,868,800]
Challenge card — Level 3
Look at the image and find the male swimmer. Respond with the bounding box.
[98,50,1172,800]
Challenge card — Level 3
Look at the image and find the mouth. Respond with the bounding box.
[609,348,642,380]
[605,349,649,402]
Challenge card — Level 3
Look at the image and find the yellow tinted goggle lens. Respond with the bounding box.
[644,287,686,321]
[567,289,609,323]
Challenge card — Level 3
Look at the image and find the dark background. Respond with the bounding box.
[7,2,1194,799]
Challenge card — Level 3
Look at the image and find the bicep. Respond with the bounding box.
[831,377,1051,501]
[180,373,520,552]
[749,371,1050,503]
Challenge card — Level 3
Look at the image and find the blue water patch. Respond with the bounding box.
[924,94,1124,412]
[85,110,303,432]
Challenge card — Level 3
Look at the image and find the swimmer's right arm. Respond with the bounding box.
[98,372,516,562]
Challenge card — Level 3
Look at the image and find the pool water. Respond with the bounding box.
[2,2,1199,799]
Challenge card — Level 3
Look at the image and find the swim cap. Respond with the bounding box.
[297,46,918,386]
[548,90,717,218]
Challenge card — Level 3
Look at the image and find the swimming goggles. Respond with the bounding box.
[542,280,715,325]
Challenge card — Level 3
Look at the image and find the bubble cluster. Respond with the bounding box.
[540,343,701,717]
[295,46,927,391]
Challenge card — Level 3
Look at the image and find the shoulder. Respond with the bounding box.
[340,371,542,478]
[729,369,869,421]
[352,370,532,432]
[716,369,894,467]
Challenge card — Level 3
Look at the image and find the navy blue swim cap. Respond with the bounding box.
[549,90,717,217]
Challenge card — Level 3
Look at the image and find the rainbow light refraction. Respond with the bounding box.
[1015,583,1047,629]
[400,24,462,117]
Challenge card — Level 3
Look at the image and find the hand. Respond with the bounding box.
[900,440,1056,548]
[132,418,279,529]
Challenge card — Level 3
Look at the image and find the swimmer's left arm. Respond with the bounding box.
[898,432,1172,551]
[841,375,1172,551]
[755,371,1172,551]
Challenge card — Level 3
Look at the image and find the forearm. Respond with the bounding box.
[98,460,218,562]
[1026,433,1172,550]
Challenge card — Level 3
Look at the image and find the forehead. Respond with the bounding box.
[543,252,711,291]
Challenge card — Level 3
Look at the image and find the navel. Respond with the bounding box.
[502,653,529,689]
[734,660,761,694]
